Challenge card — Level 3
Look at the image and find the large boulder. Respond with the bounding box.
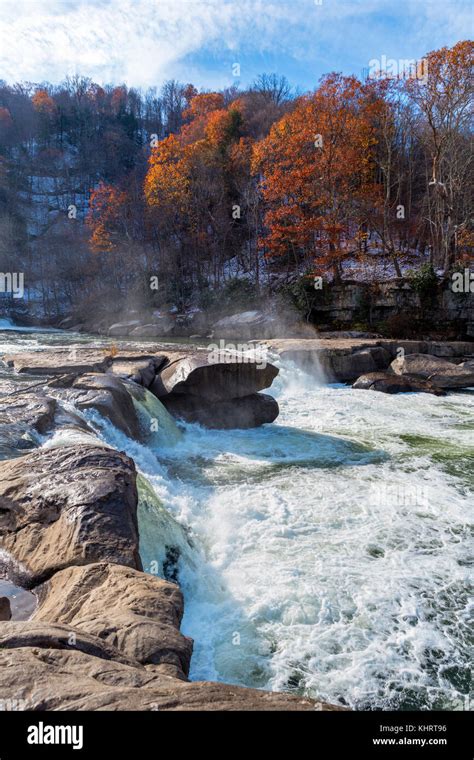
[151,354,279,402]
[0,390,90,460]
[265,340,392,382]
[390,353,474,388]
[319,347,391,382]
[33,562,193,679]
[264,338,474,382]
[162,392,279,429]
[212,311,277,339]
[111,354,168,387]
[353,372,446,395]
[0,392,56,435]
[62,373,140,438]
[108,320,141,336]
[130,316,174,337]
[0,445,141,586]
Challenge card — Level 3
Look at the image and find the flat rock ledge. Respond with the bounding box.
[1,346,280,430]
[352,354,474,395]
[0,442,342,711]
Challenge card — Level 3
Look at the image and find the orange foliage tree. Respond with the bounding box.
[87,181,129,252]
[144,91,251,287]
[252,74,382,281]
[32,89,56,116]
[144,134,190,212]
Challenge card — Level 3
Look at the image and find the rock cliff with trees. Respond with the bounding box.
[0,42,472,337]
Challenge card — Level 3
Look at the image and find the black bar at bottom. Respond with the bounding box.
[0,710,470,757]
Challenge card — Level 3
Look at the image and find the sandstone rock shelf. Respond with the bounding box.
[1,344,281,430]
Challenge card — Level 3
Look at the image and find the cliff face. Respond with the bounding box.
[305,280,473,339]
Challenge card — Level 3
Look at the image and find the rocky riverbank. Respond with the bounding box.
[0,442,346,710]
[263,337,474,391]
[1,332,473,710]
[2,344,280,429]
[0,339,345,711]
[26,274,474,342]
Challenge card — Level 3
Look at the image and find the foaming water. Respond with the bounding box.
[15,336,472,710]
[38,403,197,586]
[41,424,109,450]
[81,357,473,710]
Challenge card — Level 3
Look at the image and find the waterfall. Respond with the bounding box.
[137,474,194,581]
[3,333,472,711]
[126,382,183,447]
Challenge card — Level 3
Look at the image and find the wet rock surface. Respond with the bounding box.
[0,445,141,587]
[0,645,344,711]
[32,562,193,679]
[144,352,280,428]
[0,392,57,458]
[264,338,474,382]
[390,353,474,388]
[352,371,446,395]
[0,436,339,711]
[162,391,279,428]
[150,353,278,401]
[68,373,141,438]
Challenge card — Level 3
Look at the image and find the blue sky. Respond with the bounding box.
[0,0,471,91]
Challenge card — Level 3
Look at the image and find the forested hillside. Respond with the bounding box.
[0,41,472,325]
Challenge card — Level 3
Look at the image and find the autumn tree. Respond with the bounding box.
[405,41,474,270]
[360,78,421,276]
[253,74,381,282]
[144,91,254,300]
[1,46,470,325]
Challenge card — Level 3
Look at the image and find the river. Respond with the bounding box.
[0,322,472,711]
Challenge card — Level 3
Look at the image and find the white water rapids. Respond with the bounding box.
[88,359,473,711]
[1,326,472,710]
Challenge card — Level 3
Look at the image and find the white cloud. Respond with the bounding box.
[0,0,308,86]
[0,0,470,88]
